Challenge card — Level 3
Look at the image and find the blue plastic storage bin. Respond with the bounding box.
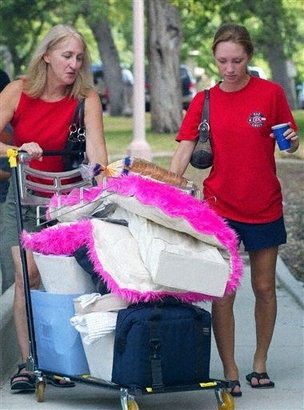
[31,290,89,375]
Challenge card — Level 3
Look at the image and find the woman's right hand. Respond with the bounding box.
[18,142,43,160]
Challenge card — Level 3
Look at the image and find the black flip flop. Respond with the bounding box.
[226,379,242,397]
[45,375,75,388]
[246,372,275,388]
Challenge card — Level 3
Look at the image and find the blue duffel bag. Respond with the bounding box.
[112,300,211,391]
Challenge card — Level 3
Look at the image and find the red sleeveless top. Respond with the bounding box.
[11,93,78,172]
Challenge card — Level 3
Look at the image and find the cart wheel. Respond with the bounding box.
[36,380,46,402]
[217,391,235,410]
[127,399,140,410]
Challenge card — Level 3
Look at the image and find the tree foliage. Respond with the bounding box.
[0,0,62,74]
[171,0,304,108]
[0,0,303,114]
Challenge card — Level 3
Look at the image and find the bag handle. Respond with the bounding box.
[69,99,85,142]
[197,89,210,143]
[71,98,85,128]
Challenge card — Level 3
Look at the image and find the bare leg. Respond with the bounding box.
[12,246,40,379]
[11,245,75,389]
[212,292,241,394]
[248,246,278,386]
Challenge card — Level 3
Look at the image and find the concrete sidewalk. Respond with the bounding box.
[0,255,303,410]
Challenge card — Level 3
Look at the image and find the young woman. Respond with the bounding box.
[170,23,299,397]
[0,24,108,390]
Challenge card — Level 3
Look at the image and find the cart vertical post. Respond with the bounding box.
[7,149,38,368]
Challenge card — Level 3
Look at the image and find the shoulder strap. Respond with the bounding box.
[71,99,85,128]
[198,89,210,142]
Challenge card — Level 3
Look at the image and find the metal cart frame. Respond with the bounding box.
[8,149,235,410]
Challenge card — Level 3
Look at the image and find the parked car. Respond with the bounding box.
[248,65,267,79]
[91,63,134,111]
[145,64,196,111]
[296,83,304,109]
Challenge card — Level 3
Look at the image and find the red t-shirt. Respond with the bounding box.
[11,93,78,172]
[177,77,298,223]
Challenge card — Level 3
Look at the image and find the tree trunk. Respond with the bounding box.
[252,0,298,109]
[147,0,183,133]
[90,18,125,116]
[267,45,298,110]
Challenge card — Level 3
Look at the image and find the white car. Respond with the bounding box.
[296,83,304,109]
[248,66,267,79]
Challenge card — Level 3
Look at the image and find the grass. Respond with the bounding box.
[103,114,176,158]
[293,110,304,134]
[104,111,304,160]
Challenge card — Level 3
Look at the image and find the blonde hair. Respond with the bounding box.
[212,23,254,57]
[23,24,93,99]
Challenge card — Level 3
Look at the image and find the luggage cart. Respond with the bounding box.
[8,149,235,410]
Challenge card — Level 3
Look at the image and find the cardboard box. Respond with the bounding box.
[73,294,121,381]
[81,332,115,381]
[152,245,229,297]
[33,253,96,294]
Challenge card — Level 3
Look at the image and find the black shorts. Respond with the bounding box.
[225,216,287,252]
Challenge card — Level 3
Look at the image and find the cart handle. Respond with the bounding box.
[7,148,88,168]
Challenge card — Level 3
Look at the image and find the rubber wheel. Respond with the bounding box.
[36,381,46,403]
[217,391,235,410]
[127,399,139,410]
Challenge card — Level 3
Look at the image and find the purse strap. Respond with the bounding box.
[69,99,85,141]
[72,98,85,128]
[197,89,210,143]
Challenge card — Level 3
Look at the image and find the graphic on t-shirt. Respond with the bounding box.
[248,112,266,128]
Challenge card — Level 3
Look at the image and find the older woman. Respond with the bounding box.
[0,24,108,390]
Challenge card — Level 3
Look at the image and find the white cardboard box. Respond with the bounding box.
[81,332,115,381]
[152,245,230,297]
[73,294,123,381]
[33,253,96,294]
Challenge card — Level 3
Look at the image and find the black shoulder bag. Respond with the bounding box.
[63,99,86,171]
[189,89,213,169]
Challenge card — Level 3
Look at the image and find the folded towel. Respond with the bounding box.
[70,311,117,345]
[75,293,102,308]
[73,293,129,314]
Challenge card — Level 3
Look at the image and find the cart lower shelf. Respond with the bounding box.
[34,370,235,410]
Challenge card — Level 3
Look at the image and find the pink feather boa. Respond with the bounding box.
[22,174,243,303]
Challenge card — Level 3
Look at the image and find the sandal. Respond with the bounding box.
[45,375,75,388]
[246,372,275,389]
[226,379,242,397]
[11,363,36,391]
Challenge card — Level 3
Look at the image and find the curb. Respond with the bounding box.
[0,284,20,386]
[276,255,304,309]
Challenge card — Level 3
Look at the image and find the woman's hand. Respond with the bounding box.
[284,122,299,153]
[270,122,299,154]
[18,142,43,160]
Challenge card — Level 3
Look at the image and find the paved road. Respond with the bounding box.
[1,256,303,410]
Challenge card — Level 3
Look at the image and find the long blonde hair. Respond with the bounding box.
[24,24,93,99]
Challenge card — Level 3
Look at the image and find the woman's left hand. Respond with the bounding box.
[270,122,299,153]
[285,122,299,153]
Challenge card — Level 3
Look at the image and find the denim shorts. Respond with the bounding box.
[4,183,43,247]
[225,216,287,252]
